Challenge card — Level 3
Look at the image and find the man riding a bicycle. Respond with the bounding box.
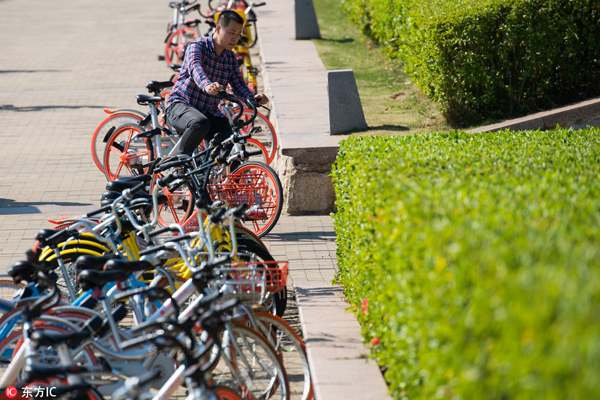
[166,10,269,155]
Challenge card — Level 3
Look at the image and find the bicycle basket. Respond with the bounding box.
[207,173,271,211]
[215,261,288,306]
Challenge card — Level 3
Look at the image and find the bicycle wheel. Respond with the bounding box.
[230,162,283,238]
[0,280,22,304]
[212,323,290,400]
[240,110,278,165]
[251,311,313,400]
[39,240,109,301]
[241,22,258,49]
[214,385,244,400]
[245,138,270,165]
[91,111,144,174]
[0,317,98,386]
[103,123,154,181]
[235,225,267,250]
[152,172,195,227]
[165,27,197,66]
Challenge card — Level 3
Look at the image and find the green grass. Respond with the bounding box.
[312,0,453,136]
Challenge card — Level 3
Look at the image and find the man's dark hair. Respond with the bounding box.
[217,10,244,28]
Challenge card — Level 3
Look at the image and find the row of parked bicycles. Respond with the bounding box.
[0,91,311,400]
[0,1,311,399]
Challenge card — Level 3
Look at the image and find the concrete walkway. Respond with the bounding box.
[0,0,390,399]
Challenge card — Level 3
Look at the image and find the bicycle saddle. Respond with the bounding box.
[103,259,154,273]
[7,260,37,283]
[136,94,164,105]
[100,190,168,206]
[75,254,118,271]
[30,330,92,348]
[24,362,88,380]
[105,174,151,192]
[78,269,128,291]
[147,80,174,93]
[35,228,75,248]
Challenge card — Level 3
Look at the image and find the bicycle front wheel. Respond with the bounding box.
[213,323,290,400]
[103,123,154,181]
[251,311,313,400]
[230,162,283,237]
[240,110,278,165]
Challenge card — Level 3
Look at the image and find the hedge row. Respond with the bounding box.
[340,0,600,125]
[332,128,600,399]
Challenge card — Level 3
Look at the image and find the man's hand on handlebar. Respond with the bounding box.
[204,82,224,95]
[253,93,269,106]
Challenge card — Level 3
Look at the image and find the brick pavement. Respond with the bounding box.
[0,0,170,270]
[262,215,337,284]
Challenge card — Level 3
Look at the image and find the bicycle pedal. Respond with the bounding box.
[158,55,166,61]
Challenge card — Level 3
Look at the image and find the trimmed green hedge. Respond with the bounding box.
[332,128,600,399]
[340,0,600,125]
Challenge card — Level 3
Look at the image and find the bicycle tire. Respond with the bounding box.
[212,323,290,400]
[230,161,283,238]
[214,385,244,400]
[235,224,267,249]
[245,138,270,165]
[91,111,144,174]
[251,311,313,400]
[165,27,198,67]
[103,123,155,181]
[240,110,278,165]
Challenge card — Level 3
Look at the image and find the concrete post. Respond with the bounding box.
[327,69,368,135]
[295,0,321,39]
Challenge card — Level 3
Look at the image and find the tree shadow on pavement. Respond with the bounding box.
[0,69,66,74]
[0,105,107,112]
[266,231,336,242]
[0,199,95,215]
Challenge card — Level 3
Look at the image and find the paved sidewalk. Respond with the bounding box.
[0,0,170,269]
[262,216,337,283]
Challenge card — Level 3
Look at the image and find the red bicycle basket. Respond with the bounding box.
[207,173,274,219]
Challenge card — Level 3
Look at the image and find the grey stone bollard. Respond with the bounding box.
[327,69,368,135]
[295,0,321,39]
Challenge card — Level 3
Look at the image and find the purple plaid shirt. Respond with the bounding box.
[166,36,254,117]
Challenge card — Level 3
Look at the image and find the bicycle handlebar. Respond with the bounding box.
[245,149,264,157]
[218,90,244,124]
[23,271,59,319]
[85,204,113,218]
